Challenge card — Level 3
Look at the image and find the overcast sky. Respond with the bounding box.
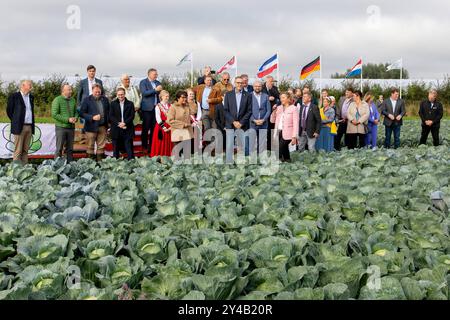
[1,0,449,81]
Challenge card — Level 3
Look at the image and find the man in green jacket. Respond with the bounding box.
[51,83,78,162]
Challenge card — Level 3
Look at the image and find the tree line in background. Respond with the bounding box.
[1,72,450,119]
[330,62,409,79]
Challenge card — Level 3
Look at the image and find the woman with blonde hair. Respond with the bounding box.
[150,90,173,157]
[315,96,336,152]
[270,92,299,162]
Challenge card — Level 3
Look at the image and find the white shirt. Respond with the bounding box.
[88,78,96,96]
[21,92,33,124]
[155,103,169,124]
[390,98,397,114]
[119,100,125,123]
[253,92,262,118]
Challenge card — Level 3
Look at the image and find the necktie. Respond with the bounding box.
[302,105,308,130]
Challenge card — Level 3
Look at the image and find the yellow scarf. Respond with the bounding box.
[320,107,337,135]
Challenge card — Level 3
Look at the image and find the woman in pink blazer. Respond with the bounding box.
[270,92,299,162]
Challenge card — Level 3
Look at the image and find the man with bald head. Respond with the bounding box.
[7,80,36,164]
[51,83,78,163]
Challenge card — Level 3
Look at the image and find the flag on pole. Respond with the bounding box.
[300,56,321,80]
[386,59,403,71]
[176,52,192,67]
[257,54,278,78]
[217,56,237,74]
[346,59,363,77]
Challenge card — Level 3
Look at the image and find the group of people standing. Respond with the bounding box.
[5,65,445,165]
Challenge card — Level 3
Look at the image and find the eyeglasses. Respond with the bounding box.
[223,79,230,82]
[235,82,243,85]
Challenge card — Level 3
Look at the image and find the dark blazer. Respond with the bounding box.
[80,95,110,133]
[197,76,217,86]
[139,78,161,112]
[381,98,406,126]
[299,103,321,138]
[249,92,271,129]
[419,100,443,127]
[76,78,104,107]
[7,92,36,135]
[243,85,254,94]
[215,103,226,132]
[223,90,252,130]
[109,98,135,139]
[262,85,280,106]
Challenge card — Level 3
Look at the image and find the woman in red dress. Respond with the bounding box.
[150,90,173,157]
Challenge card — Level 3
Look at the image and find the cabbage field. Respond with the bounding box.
[0,121,449,300]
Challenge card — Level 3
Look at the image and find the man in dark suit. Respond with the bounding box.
[6,80,35,164]
[197,66,217,86]
[298,92,321,152]
[419,89,443,146]
[139,68,162,152]
[223,76,252,158]
[241,74,254,93]
[334,88,354,151]
[76,65,104,108]
[262,75,280,106]
[80,84,110,161]
[262,75,280,150]
[109,88,135,160]
[381,88,406,149]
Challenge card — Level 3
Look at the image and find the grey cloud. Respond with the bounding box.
[0,0,449,80]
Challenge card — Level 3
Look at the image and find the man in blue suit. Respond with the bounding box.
[139,68,162,152]
[223,76,252,159]
[249,80,271,153]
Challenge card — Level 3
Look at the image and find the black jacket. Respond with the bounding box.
[419,100,443,127]
[80,95,110,133]
[109,98,135,139]
[299,103,321,138]
[223,90,252,130]
[262,85,280,106]
[215,103,226,132]
[7,92,35,135]
[381,98,406,126]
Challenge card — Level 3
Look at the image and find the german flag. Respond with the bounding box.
[300,56,321,80]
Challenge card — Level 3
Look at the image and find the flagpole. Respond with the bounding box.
[400,58,403,99]
[276,52,280,83]
[360,57,363,93]
[319,54,322,100]
[235,55,238,79]
[190,52,194,88]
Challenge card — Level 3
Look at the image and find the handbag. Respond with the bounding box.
[171,128,191,142]
[363,123,369,134]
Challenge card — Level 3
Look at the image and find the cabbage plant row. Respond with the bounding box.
[0,122,449,300]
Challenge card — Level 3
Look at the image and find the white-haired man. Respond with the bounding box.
[7,80,35,164]
[118,74,141,123]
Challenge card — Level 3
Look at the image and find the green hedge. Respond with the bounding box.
[1,74,450,118]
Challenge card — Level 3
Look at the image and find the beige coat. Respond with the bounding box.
[347,101,369,134]
[167,103,193,140]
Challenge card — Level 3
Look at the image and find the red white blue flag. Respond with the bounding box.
[257,54,278,78]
